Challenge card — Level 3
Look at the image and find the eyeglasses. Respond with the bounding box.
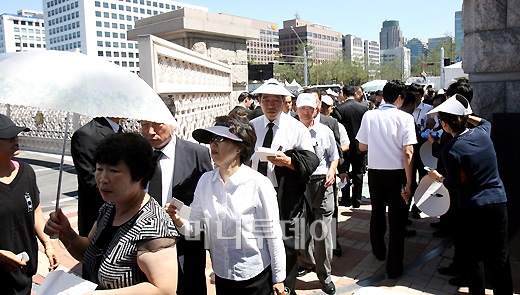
[210,135,226,143]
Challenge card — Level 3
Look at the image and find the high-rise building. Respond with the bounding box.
[0,10,46,53]
[379,20,404,50]
[279,17,342,63]
[427,36,453,52]
[405,38,428,64]
[380,46,411,79]
[343,34,364,63]
[247,19,279,64]
[42,0,206,73]
[455,11,463,55]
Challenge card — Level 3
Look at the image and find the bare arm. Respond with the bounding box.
[402,145,414,201]
[359,142,368,152]
[34,205,59,270]
[467,114,482,126]
[44,208,92,262]
[325,159,339,188]
[85,246,178,295]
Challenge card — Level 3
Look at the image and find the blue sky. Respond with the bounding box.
[1,0,463,42]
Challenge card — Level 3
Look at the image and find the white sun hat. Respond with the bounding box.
[427,94,472,116]
[326,88,338,97]
[252,78,292,97]
[321,95,334,106]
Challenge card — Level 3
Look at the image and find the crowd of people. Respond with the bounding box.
[0,77,513,295]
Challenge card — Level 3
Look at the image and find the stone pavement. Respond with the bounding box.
[32,200,509,295]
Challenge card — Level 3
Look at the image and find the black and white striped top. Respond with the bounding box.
[84,197,178,289]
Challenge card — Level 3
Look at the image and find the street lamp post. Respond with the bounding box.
[290,26,308,86]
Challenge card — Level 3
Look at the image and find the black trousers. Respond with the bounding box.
[215,265,272,295]
[460,203,512,295]
[176,235,207,295]
[340,152,366,206]
[368,169,408,278]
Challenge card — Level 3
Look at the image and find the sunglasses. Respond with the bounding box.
[209,135,226,143]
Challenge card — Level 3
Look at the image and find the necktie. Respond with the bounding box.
[258,122,274,176]
[148,150,163,205]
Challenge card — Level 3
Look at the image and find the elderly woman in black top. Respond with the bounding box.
[45,132,178,294]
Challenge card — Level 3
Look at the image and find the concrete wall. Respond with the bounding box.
[463,0,520,290]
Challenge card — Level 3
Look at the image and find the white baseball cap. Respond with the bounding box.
[296,93,317,108]
[321,95,334,106]
[427,94,472,116]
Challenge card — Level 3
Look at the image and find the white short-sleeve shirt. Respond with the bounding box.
[356,104,417,170]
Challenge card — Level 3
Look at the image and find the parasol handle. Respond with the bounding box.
[51,112,70,239]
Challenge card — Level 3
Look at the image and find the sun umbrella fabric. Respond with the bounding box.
[0,50,174,125]
[361,80,388,93]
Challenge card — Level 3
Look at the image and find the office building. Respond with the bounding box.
[42,0,206,73]
[279,17,342,63]
[455,10,463,54]
[0,10,46,53]
[343,34,364,63]
[380,46,411,79]
[405,37,428,64]
[379,20,404,50]
[364,39,380,78]
[427,36,453,52]
[247,19,279,64]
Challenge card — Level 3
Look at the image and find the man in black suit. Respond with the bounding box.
[71,116,123,279]
[229,92,252,116]
[337,85,368,208]
[141,98,212,295]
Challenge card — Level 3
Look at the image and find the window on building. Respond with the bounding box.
[111,3,116,9]
[106,51,111,57]
[111,13,117,19]
[103,2,108,8]
[128,43,133,49]
[105,41,111,47]
[97,41,103,46]
[129,52,134,57]
[114,52,119,57]
[95,1,100,7]
[120,33,125,39]
[121,52,127,57]
[113,42,118,48]
[122,61,127,67]
[111,23,117,28]
[112,32,118,38]
[97,31,102,37]
[104,32,110,37]
[103,12,109,18]
[119,14,124,20]
[129,61,134,67]
[121,43,126,48]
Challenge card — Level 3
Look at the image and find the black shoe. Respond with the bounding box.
[333,241,342,257]
[352,201,361,208]
[297,266,314,277]
[373,251,386,261]
[406,219,412,225]
[339,201,351,207]
[405,229,416,237]
[430,221,442,229]
[387,271,403,279]
[438,265,458,276]
[448,276,468,287]
[322,282,336,294]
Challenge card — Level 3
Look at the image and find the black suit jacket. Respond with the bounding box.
[319,114,343,164]
[71,117,116,236]
[153,137,212,295]
[171,137,213,205]
[337,99,367,155]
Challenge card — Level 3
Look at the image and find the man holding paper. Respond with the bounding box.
[141,97,212,295]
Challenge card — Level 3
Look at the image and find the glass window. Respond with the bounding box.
[122,61,127,67]
[95,1,100,7]
[126,6,131,11]
[140,8,144,13]
[103,2,108,8]
[95,11,101,17]
[133,7,138,12]
[98,51,103,56]
[129,52,134,58]
[120,33,125,39]
[165,4,170,9]
[121,43,126,48]
[106,51,111,57]
[153,2,157,7]
[128,43,133,49]
[103,12,109,18]
[113,42,119,48]
[126,15,131,21]
[119,14,124,20]
[114,52,119,57]
[105,41,111,47]
[159,3,163,8]
[97,41,103,46]
[127,24,132,29]
[14,27,20,32]
[111,13,117,19]
[111,23,117,28]
[120,24,125,29]
[147,9,151,14]
[112,32,118,38]
[105,32,110,37]
[97,31,102,37]
[119,5,124,10]
[114,61,120,65]
[121,52,127,57]
[111,3,116,9]
[129,61,134,67]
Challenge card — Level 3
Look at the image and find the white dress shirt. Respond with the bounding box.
[337,123,350,147]
[145,136,176,205]
[104,117,121,133]
[412,101,437,130]
[356,104,417,170]
[250,112,315,187]
[308,122,339,175]
[179,165,286,283]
